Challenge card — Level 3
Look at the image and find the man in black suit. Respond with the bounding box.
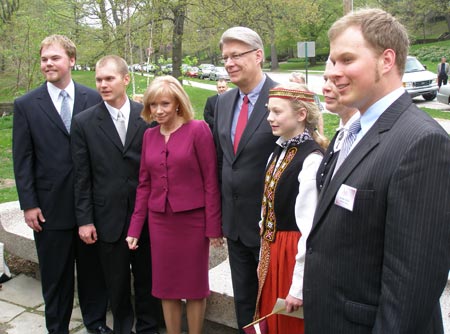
[303,8,450,333]
[71,55,160,334]
[213,27,277,333]
[203,78,228,130]
[12,35,111,334]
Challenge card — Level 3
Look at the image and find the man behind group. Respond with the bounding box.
[437,56,449,88]
[303,8,450,333]
[12,35,111,334]
[316,60,359,191]
[203,78,228,131]
[213,26,277,333]
[71,55,160,334]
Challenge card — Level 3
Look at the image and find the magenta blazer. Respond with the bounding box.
[128,120,222,238]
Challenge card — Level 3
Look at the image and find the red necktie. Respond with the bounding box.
[234,95,249,153]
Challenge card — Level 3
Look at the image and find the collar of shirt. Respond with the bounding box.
[355,87,405,144]
[105,98,131,126]
[47,80,75,112]
[238,74,267,117]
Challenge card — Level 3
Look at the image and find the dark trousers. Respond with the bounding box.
[35,230,74,334]
[35,229,109,334]
[227,238,260,334]
[98,226,160,334]
[438,74,448,88]
[75,237,109,329]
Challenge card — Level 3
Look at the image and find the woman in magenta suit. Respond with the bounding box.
[126,75,223,334]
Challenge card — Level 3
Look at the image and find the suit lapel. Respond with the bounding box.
[124,100,144,151]
[73,83,89,116]
[312,92,412,231]
[221,89,239,161]
[36,84,69,135]
[96,102,124,152]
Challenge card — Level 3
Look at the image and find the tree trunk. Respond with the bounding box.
[270,42,278,71]
[171,4,186,81]
[446,14,450,34]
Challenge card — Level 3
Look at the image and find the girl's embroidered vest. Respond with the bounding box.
[261,140,321,242]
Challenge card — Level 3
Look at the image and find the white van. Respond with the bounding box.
[402,56,438,101]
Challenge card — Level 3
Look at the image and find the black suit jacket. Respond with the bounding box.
[303,93,450,333]
[203,94,218,131]
[214,76,278,247]
[71,99,149,243]
[13,82,102,230]
[316,130,339,192]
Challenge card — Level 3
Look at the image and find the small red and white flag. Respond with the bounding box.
[243,318,268,334]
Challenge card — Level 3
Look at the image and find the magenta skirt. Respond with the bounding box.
[148,201,210,299]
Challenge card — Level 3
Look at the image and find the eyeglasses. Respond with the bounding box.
[220,49,258,63]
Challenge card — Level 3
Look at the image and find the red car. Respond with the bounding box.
[185,66,199,78]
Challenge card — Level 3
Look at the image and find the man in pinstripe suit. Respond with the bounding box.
[303,8,450,334]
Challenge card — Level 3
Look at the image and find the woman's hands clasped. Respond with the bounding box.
[126,236,139,250]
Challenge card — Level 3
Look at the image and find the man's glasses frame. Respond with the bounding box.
[220,49,258,63]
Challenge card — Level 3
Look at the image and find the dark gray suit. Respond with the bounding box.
[304,92,450,333]
[71,100,160,334]
[12,82,108,333]
[203,93,218,131]
[214,76,277,332]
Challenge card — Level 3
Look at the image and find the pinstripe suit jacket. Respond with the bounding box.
[303,92,450,333]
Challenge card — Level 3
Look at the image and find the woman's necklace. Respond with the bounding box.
[160,120,183,137]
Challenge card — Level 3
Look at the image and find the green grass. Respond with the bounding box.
[420,107,450,120]
[0,115,16,203]
[322,113,340,139]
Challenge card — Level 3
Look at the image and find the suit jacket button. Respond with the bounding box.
[307,248,313,254]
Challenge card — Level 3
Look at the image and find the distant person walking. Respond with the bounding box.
[437,56,449,88]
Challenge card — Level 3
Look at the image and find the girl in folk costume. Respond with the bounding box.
[255,83,328,333]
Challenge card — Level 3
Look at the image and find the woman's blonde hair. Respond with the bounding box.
[272,82,329,149]
[141,76,194,123]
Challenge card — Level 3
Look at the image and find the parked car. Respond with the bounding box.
[198,64,215,79]
[185,66,199,78]
[161,64,173,74]
[142,63,158,73]
[402,56,438,101]
[209,67,230,81]
[437,84,450,105]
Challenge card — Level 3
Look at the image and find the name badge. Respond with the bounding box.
[334,184,357,211]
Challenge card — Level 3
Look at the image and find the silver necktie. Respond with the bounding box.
[333,118,361,174]
[60,90,71,132]
[117,111,127,145]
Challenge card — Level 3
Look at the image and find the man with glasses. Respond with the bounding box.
[213,26,277,333]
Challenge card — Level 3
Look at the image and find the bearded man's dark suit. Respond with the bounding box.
[71,99,160,334]
[213,76,278,332]
[12,82,109,333]
[303,92,450,333]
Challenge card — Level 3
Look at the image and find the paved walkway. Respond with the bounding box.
[1,273,449,334]
[0,275,235,334]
